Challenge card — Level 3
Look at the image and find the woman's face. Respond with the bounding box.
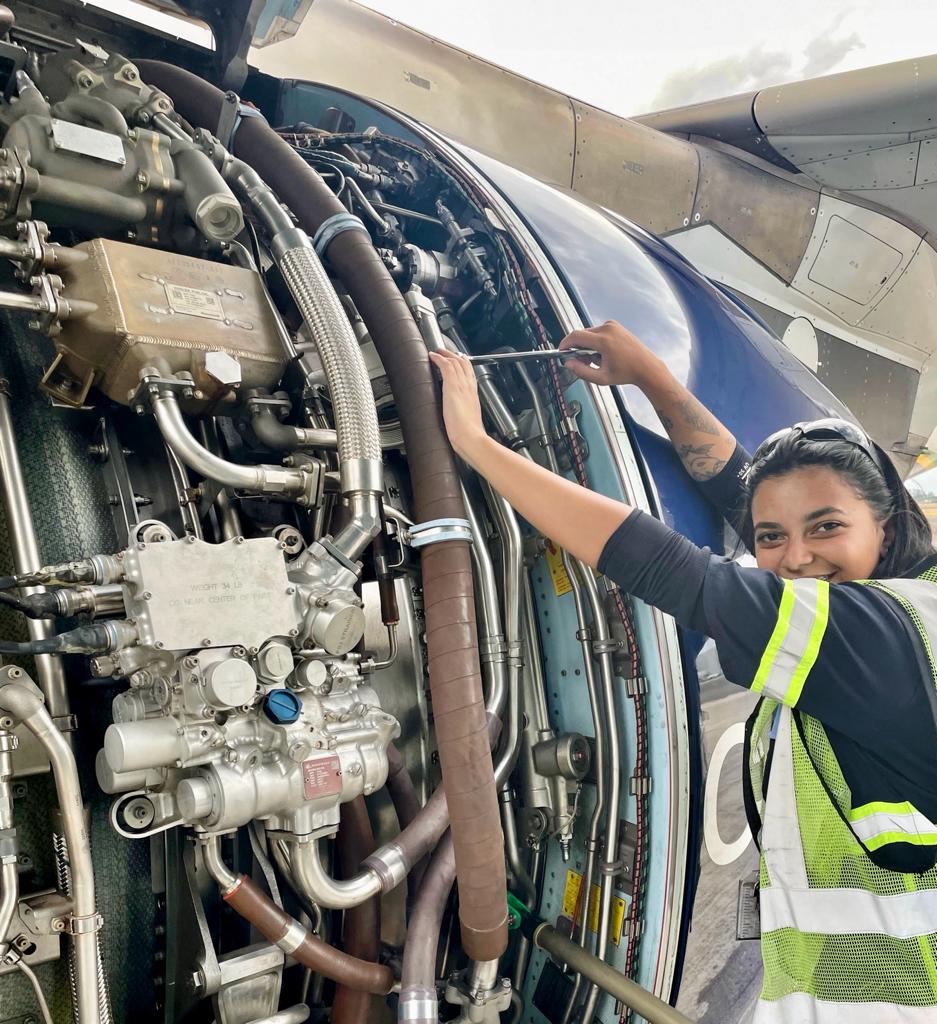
[751,465,892,583]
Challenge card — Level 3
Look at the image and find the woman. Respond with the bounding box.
[429,320,937,1024]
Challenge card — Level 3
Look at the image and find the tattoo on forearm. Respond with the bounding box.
[677,442,727,481]
[676,395,720,436]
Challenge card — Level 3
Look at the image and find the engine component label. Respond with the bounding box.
[545,540,573,597]
[561,869,600,933]
[302,755,342,800]
[610,895,626,946]
[165,283,225,320]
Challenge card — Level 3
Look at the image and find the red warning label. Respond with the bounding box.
[302,755,342,800]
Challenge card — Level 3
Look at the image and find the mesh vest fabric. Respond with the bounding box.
[746,572,937,1016]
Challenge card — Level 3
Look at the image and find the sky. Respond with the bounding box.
[358,1,937,114]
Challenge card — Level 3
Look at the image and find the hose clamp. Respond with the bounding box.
[407,518,473,549]
[65,911,103,935]
[363,845,407,890]
[312,212,369,259]
[216,90,266,150]
[277,917,307,954]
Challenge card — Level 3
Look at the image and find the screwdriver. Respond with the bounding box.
[465,347,600,366]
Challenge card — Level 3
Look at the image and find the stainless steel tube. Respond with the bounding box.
[577,563,624,1024]
[533,923,695,1024]
[291,840,381,911]
[462,486,508,718]
[0,382,69,718]
[201,833,239,893]
[0,732,17,954]
[0,671,100,1023]
[152,388,312,500]
[514,365,614,1024]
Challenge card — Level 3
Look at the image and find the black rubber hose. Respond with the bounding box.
[0,591,58,619]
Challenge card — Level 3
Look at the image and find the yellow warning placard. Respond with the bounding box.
[562,868,582,917]
[611,896,626,946]
[545,540,573,597]
[586,883,600,934]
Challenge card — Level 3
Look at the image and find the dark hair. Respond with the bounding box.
[744,433,935,579]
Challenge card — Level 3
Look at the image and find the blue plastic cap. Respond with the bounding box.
[263,688,302,725]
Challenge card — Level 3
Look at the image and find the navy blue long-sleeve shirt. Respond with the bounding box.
[598,444,937,871]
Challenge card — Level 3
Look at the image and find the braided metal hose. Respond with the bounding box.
[279,246,381,467]
[53,831,112,1024]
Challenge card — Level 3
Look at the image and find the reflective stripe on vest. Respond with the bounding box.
[848,800,937,852]
[760,883,937,937]
[752,577,830,706]
[753,992,937,1023]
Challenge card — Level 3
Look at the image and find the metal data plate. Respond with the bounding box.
[50,118,126,165]
[124,536,299,652]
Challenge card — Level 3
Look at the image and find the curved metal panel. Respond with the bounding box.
[570,100,699,234]
[251,0,577,186]
[637,89,799,172]
[691,145,819,282]
[754,54,937,136]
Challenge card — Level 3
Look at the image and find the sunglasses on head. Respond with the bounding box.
[751,418,888,479]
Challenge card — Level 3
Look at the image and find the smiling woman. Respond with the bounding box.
[435,318,937,1024]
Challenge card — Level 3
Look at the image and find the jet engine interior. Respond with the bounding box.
[0,6,847,1024]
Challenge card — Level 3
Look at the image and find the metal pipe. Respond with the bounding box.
[291,840,381,910]
[514,365,613,1023]
[577,563,624,1023]
[0,672,99,1022]
[152,388,312,500]
[201,833,239,892]
[398,835,456,1024]
[0,381,69,717]
[462,486,508,718]
[201,835,394,995]
[250,404,340,452]
[533,923,695,1024]
[0,730,17,955]
[15,959,54,1024]
[367,623,399,672]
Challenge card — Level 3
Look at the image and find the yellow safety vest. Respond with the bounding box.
[746,567,937,1023]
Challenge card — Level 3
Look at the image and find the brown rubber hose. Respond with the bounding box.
[224,874,394,995]
[136,60,508,961]
[332,797,381,1024]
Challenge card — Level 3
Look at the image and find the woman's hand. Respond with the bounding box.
[428,349,489,463]
[559,320,665,388]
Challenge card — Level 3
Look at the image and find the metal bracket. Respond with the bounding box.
[52,714,77,734]
[64,912,103,935]
[625,675,649,697]
[407,517,473,549]
[592,637,623,656]
[629,774,653,796]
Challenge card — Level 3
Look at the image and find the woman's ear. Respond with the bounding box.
[881,518,896,556]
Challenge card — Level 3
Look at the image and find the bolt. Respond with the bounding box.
[8,668,21,679]
[286,586,295,595]
[142,591,152,601]
[77,73,94,89]
[134,404,145,415]
[289,628,299,637]
[235,536,244,544]
[314,597,329,608]
[155,641,165,650]
[52,917,66,932]
[201,638,211,647]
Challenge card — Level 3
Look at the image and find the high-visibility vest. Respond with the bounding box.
[745,566,937,1023]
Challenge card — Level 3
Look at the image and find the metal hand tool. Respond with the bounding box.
[465,347,600,366]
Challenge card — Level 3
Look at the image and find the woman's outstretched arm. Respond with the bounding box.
[559,321,737,481]
[428,349,631,567]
